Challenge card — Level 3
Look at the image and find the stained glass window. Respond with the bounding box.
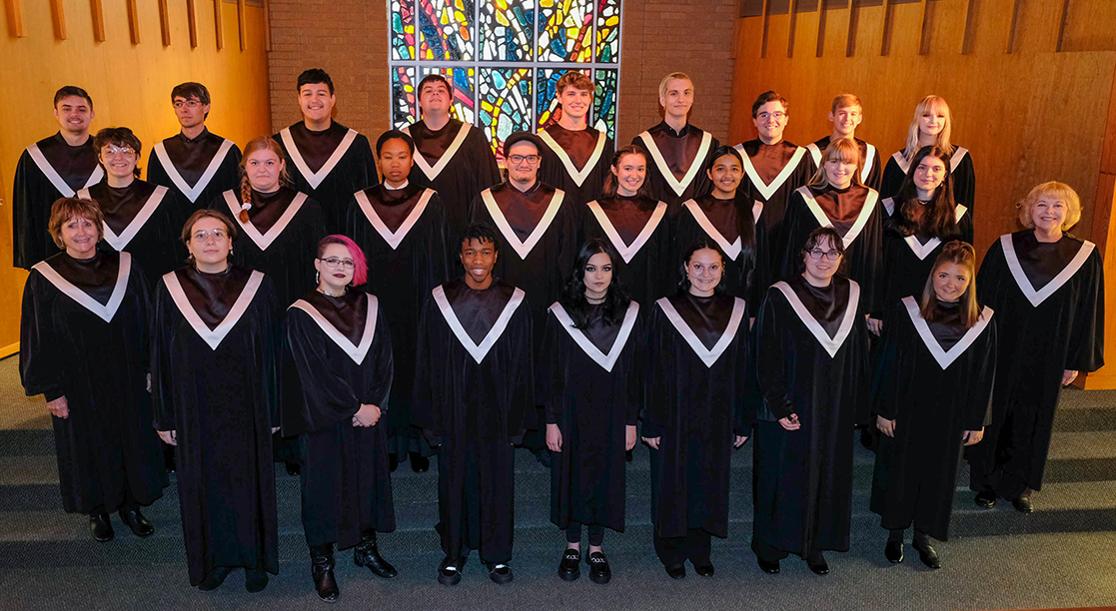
[388,0,622,156]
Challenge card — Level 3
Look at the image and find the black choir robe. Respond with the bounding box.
[209,187,327,308]
[405,119,501,246]
[736,139,814,281]
[345,182,449,456]
[538,124,613,207]
[805,136,882,191]
[283,291,396,548]
[780,184,885,315]
[673,194,765,304]
[146,128,241,209]
[968,231,1104,498]
[754,276,870,557]
[12,132,104,269]
[78,180,191,290]
[871,297,996,540]
[20,251,166,514]
[151,265,279,585]
[880,199,973,313]
[582,195,672,305]
[541,300,643,533]
[644,293,750,541]
[633,122,718,208]
[412,279,534,563]
[274,121,374,232]
[881,146,976,209]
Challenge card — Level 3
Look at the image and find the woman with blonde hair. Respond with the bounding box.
[881,95,975,210]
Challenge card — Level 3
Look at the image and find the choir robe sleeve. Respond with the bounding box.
[967,321,998,430]
[150,278,177,431]
[777,190,809,282]
[411,294,445,446]
[641,305,670,439]
[18,273,66,402]
[1066,249,1105,373]
[12,152,60,270]
[539,312,567,426]
[755,288,795,421]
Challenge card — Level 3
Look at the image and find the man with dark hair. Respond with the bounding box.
[13,86,103,268]
[147,82,242,210]
[413,222,533,586]
[537,71,613,206]
[274,68,375,232]
[404,74,500,247]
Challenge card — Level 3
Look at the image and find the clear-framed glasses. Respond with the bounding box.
[757,111,787,121]
[103,145,136,158]
[318,256,355,269]
[807,248,841,262]
[507,154,540,165]
[173,99,204,109]
[191,228,228,242]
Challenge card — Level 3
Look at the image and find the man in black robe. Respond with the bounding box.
[147,82,241,210]
[13,86,104,269]
[413,223,533,586]
[804,94,882,191]
[274,68,375,232]
[538,71,614,207]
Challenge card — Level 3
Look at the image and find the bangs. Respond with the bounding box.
[825,141,860,165]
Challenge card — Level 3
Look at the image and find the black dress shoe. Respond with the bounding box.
[245,567,269,593]
[756,557,780,574]
[558,548,580,581]
[1011,494,1033,514]
[89,512,113,542]
[198,566,232,591]
[533,448,552,468]
[409,452,430,473]
[438,557,462,586]
[389,454,399,472]
[885,540,904,563]
[694,563,715,577]
[975,490,997,509]
[285,461,301,476]
[913,542,941,570]
[484,562,513,584]
[806,553,829,576]
[354,532,397,578]
[310,544,339,602]
[665,563,686,579]
[587,551,611,584]
[119,507,154,537]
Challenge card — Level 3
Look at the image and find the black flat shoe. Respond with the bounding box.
[806,553,829,576]
[913,542,941,570]
[354,533,398,579]
[558,548,580,581]
[409,452,430,473]
[587,551,611,584]
[198,566,232,591]
[310,545,339,602]
[665,563,686,579]
[756,557,780,574]
[485,562,513,584]
[438,557,462,586]
[389,454,399,472]
[119,507,154,537]
[89,512,113,542]
[1011,494,1033,514]
[285,461,301,476]
[245,568,269,593]
[885,540,904,564]
[974,490,997,509]
[694,563,715,577]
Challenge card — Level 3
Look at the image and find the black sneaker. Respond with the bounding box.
[558,548,580,581]
[587,551,611,584]
[485,562,513,584]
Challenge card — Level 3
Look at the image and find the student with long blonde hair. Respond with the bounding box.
[881,95,975,210]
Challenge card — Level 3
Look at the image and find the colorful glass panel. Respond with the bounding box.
[419,66,477,125]
[391,66,418,129]
[537,0,594,62]
[595,0,620,63]
[479,0,535,61]
[390,0,416,60]
[593,68,617,139]
[418,0,475,61]
[478,68,534,159]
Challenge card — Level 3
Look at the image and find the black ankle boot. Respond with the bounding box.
[310,544,339,602]
[354,531,398,578]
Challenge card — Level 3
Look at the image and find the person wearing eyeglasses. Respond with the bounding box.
[76,127,191,291]
[282,235,397,602]
[151,210,280,593]
[538,71,614,207]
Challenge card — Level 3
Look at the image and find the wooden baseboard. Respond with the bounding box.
[1084,368,1116,390]
[0,342,18,360]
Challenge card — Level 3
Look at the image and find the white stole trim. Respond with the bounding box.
[753,199,764,224]
[797,186,879,248]
[1000,234,1095,307]
[223,190,308,251]
[772,280,860,358]
[152,138,235,203]
[681,199,742,261]
[656,296,746,368]
[403,122,471,181]
[585,200,668,263]
[900,204,968,260]
[806,142,822,168]
[737,144,808,201]
[638,130,712,196]
[902,296,994,370]
[26,143,104,197]
[481,188,565,260]
[538,129,607,187]
[891,151,911,175]
[32,252,131,323]
[162,270,265,350]
[882,197,895,217]
[432,285,525,364]
[354,188,434,250]
[79,185,168,251]
[950,146,969,172]
[280,127,358,189]
[548,301,639,373]
[289,294,378,365]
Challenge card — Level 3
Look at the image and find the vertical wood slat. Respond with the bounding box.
[49,0,66,40]
[1006,0,1024,54]
[213,0,224,50]
[917,0,932,55]
[760,0,770,58]
[960,0,977,55]
[263,0,271,51]
[90,0,105,42]
[786,0,799,58]
[126,0,140,44]
[846,0,860,57]
[237,0,246,51]
[158,0,171,46]
[1055,0,1071,52]
[815,0,827,58]
[3,0,22,38]
[187,0,198,48]
[880,0,894,56]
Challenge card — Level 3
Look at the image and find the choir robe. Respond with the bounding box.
[582,195,673,305]
[673,194,765,304]
[633,122,718,208]
[753,276,870,558]
[146,128,241,209]
[78,180,191,290]
[541,301,643,534]
[19,251,166,514]
[871,297,996,541]
[780,185,885,315]
[404,119,501,246]
[644,293,750,544]
[968,231,1104,498]
[805,136,882,191]
[345,182,449,456]
[274,121,375,232]
[12,132,104,269]
[412,279,534,564]
[283,291,396,548]
[151,265,279,585]
[538,124,613,207]
[735,139,814,280]
[879,199,972,314]
[881,145,976,209]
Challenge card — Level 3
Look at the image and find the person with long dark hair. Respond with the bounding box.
[542,239,643,584]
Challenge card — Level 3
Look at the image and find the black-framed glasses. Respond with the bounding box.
[318,256,355,269]
[807,248,841,262]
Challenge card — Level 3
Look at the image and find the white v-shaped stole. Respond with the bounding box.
[481,188,565,260]
[538,129,607,187]
[289,294,378,365]
[153,138,235,203]
[656,297,746,368]
[403,122,471,181]
[32,252,132,323]
[681,199,742,260]
[638,130,712,196]
[78,185,168,251]
[26,143,103,197]
[585,200,668,263]
[433,285,525,364]
[163,270,265,350]
[900,204,969,260]
[279,127,358,189]
[223,190,309,251]
[1000,234,1095,307]
[354,188,434,250]
[797,186,879,249]
[548,301,639,372]
[737,144,807,201]
[772,280,860,358]
[902,296,993,370]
